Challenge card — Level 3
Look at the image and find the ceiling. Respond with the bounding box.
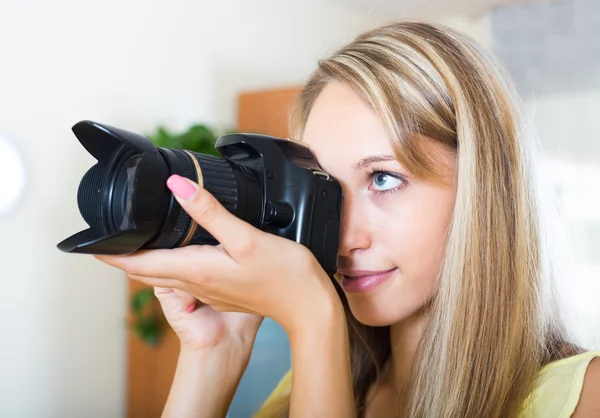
[334,0,545,19]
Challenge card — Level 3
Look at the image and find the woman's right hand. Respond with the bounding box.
[148,283,263,418]
[153,285,264,354]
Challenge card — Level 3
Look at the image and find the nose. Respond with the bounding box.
[337,190,372,257]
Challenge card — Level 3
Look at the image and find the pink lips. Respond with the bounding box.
[339,268,397,293]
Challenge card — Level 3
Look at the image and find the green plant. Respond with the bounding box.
[129,121,233,347]
[148,123,224,156]
[130,287,164,347]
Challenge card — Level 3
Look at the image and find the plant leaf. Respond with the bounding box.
[131,288,154,313]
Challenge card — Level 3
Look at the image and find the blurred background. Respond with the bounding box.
[0,0,598,417]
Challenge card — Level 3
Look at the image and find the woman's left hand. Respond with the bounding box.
[95,174,341,335]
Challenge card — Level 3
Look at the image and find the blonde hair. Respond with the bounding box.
[258,19,575,417]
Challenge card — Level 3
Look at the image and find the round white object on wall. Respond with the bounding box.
[0,134,26,217]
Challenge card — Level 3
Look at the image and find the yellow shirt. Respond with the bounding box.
[521,351,600,417]
[256,351,600,417]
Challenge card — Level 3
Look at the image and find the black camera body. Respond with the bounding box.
[57,121,342,275]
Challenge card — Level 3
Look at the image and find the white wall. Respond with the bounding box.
[0,2,379,417]
[529,92,600,350]
[487,0,600,350]
[440,14,493,47]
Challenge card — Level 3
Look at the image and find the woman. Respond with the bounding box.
[96,20,600,417]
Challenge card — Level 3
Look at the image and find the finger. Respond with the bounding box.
[127,273,185,289]
[165,174,261,261]
[172,288,195,300]
[94,245,234,282]
[210,304,245,313]
[172,289,200,312]
[153,286,176,296]
[152,287,222,313]
[153,287,195,302]
[153,287,200,313]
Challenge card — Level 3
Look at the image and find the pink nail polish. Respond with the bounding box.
[167,175,197,200]
[186,303,196,313]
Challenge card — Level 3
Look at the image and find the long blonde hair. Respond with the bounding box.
[259,20,576,417]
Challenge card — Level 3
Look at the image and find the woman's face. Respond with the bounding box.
[302,81,457,326]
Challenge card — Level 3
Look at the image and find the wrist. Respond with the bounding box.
[286,290,346,345]
[164,347,247,418]
[178,345,250,380]
[284,293,355,418]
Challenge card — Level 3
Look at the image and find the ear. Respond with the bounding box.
[572,357,600,417]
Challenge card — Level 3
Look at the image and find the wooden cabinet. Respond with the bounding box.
[126,280,179,418]
[237,86,301,139]
[126,85,301,418]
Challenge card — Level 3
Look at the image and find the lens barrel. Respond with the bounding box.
[143,148,263,249]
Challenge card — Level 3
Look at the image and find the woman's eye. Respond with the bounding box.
[370,172,405,193]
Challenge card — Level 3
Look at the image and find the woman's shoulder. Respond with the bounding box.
[520,350,600,418]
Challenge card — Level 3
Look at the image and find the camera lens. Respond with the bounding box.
[58,121,269,255]
[112,155,142,231]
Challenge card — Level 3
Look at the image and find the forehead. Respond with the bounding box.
[301,81,394,172]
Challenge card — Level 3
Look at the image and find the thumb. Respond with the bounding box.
[154,287,198,313]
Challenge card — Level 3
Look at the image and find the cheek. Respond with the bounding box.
[374,188,455,282]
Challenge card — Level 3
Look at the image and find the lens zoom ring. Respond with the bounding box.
[190,152,238,213]
[184,152,238,246]
[174,150,195,181]
[163,150,196,248]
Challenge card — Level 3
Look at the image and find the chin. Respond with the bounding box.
[345,294,428,328]
[345,298,403,327]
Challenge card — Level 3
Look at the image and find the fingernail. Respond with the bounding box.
[167,175,197,200]
[186,303,196,313]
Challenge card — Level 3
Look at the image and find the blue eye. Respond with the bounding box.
[368,168,407,195]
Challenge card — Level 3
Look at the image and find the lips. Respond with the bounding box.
[338,268,397,293]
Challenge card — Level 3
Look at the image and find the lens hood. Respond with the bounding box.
[57,120,170,254]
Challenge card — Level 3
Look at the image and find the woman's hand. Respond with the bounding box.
[95,174,341,337]
[152,286,263,352]
[149,286,264,418]
[151,286,263,418]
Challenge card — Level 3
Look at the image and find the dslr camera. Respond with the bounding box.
[57,121,342,275]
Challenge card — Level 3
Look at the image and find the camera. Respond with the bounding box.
[57,120,342,275]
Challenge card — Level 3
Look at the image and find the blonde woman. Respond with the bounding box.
[97,21,600,417]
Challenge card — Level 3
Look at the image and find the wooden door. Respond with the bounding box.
[126,85,301,418]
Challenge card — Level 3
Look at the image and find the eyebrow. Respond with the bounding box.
[353,154,397,170]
